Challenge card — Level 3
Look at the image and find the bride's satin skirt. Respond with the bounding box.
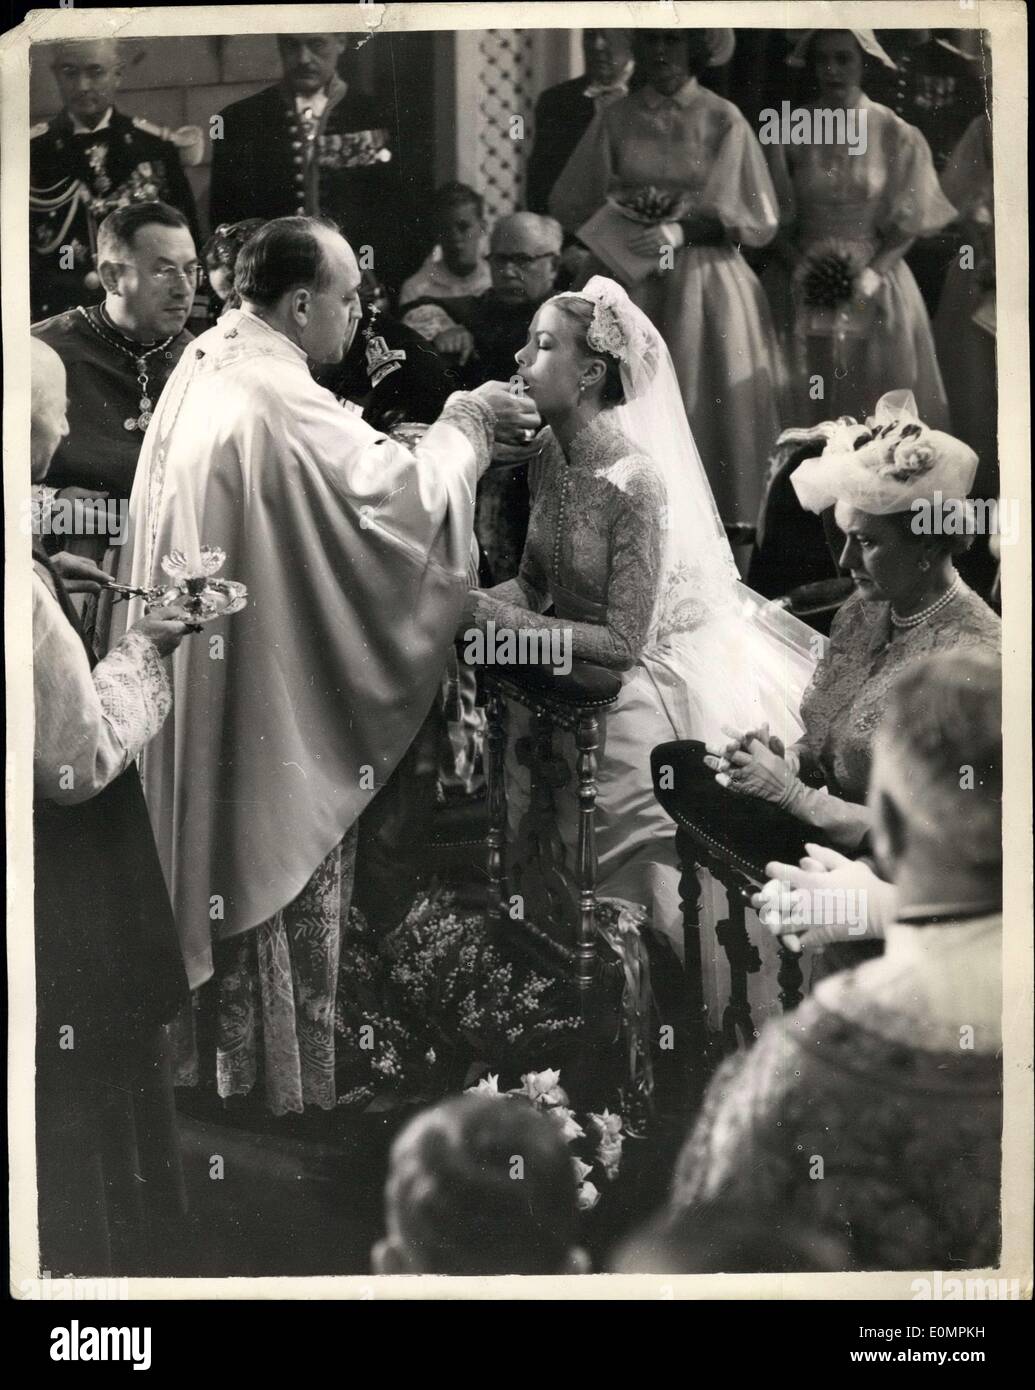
[503,656,786,1034]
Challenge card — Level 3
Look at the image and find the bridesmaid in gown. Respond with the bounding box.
[549,28,785,529]
[762,29,956,428]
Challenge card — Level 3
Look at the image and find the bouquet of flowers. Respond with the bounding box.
[799,247,857,310]
[610,185,690,225]
[465,1068,627,1212]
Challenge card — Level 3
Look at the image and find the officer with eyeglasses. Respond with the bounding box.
[32,201,198,650]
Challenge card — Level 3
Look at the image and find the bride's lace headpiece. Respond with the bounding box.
[549,276,658,399]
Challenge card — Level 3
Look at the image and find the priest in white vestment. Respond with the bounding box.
[114,217,538,1112]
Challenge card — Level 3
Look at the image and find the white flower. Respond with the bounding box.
[588,1108,623,1139]
[465,1072,500,1097]
[576,1181,601,1212]
[511,1069,568,1107]
[425,1048,437,1065]
[596,1134,624,1181]
[888,437,935,478]
[571,1156,594,1185]
[548,1106,586,1142]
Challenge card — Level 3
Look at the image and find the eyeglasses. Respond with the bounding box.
[488,251,555,271]
[115,263,203,287]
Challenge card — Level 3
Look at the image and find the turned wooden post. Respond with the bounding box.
[574,712,601,1002]
[675,827,708,1084]
[485,686,507,927]
[777,940,804,1013]
[716,879,760,1052]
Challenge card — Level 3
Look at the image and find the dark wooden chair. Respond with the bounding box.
[650,740,809,1093]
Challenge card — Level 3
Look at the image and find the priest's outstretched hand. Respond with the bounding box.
[471,379,541,447]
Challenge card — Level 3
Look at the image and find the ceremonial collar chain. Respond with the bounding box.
[77,305,178,432]
[890,574,961,628]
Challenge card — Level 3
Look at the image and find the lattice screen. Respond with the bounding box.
[474,29,537,221]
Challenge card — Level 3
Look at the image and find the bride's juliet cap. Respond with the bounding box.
[786,28,897,69]
[790,390,978,516]
[550,276,659,396]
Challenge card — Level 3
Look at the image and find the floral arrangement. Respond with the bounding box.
[611,185,689,224]
[333,894,584,1109]
[466,1068,626,1212]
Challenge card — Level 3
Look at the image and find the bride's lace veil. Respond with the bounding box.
[549,275,819,740]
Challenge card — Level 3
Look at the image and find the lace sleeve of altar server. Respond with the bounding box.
[701,108,780,248]
[33,571,171,805]
[878,116,957,239]
[548,106,613,233]
[483,456,665,670]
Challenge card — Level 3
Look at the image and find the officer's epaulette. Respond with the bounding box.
[29,119,51,140]
[131,115,167,140]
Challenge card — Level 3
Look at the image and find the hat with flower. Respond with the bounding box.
[789,390,978,516]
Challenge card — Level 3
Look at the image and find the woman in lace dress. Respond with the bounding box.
[704,393,1000,993]
[550,28,785,528]
[762,29,956,428]
[468,277,817,969]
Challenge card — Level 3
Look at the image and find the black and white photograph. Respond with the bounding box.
[2,1,1030,1313]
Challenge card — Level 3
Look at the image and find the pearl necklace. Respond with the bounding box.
[890,575,961,629]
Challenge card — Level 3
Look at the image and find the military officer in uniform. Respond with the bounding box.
[209,33,406,290]
[30,39,201,320]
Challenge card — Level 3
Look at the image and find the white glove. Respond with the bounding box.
[752,844,896,952]
[855,266,884,300]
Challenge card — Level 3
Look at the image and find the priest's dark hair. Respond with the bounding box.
[234,215,341,308]
[96,200,190,262]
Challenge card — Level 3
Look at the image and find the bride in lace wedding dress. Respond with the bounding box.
[468,277,817,997]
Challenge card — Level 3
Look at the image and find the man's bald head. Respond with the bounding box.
[31,339,69,483]
[489,213,562,305]
[50,39,122,128]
